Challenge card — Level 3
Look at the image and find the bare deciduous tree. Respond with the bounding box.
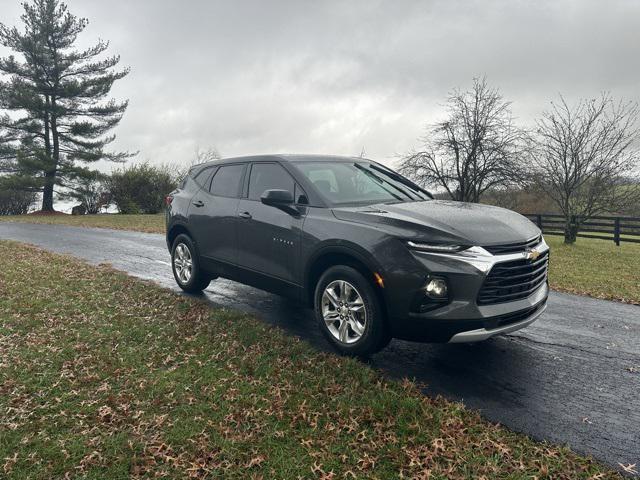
[171,146,221,181]
[62,170,108,214]
[533,94,640,244]
[399,77,527,203]
[194,146,221,164]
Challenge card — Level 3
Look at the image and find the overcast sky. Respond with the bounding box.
[2,0,640,170]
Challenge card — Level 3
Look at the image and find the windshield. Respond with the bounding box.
[293,161,431,206]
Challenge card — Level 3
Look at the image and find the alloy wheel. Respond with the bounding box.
[173,243,193,284]
[321,280,367,344]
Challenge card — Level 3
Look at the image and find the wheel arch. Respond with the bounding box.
[304,244,387,310]
[166,223,193,251]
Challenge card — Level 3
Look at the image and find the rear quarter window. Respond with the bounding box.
[209,164,245,198]
[193,166,217,188]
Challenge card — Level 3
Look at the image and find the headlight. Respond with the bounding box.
[407,242,495,273]
[406,241,467,253]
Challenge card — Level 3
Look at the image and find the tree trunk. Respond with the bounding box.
[40,96,54,212]
[41,172,55,211]
[564,216,578,244]
[42,95,61,212]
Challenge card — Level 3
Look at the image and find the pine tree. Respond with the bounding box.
[0,0,132,211]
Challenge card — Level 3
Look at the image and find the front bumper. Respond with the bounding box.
[448,297,547,343]
[384,237,549,343]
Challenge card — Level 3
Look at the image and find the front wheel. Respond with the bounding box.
[171,234,210,293]
[314,266,390,356]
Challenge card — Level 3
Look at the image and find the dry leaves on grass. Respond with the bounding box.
[0,240,624,479]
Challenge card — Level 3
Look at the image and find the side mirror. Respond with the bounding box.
[260,189,294,207]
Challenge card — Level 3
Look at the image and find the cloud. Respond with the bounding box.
[1,0,639,169]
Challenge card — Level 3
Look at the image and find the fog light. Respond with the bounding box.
[425,278,448,299]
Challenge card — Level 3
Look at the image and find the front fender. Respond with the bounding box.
[305,241,387,285]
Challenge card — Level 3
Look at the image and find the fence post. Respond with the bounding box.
[537,214,543,232]
[614,218,620,246]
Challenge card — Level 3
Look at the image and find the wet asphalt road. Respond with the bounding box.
[1,222,639,474]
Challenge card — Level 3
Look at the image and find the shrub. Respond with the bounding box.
[64,173,110,214]
[0,187,37,215]
[107,162,178,214]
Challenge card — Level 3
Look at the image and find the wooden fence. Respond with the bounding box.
[522,213,640,246]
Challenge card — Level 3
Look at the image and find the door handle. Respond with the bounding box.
[238,211,252,219]
[192,200,204,207]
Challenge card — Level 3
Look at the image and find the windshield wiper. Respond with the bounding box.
[354,163,419,201]
[353,164,404,201]
[369,164,433,199]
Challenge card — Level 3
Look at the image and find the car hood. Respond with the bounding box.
[331,200,540,246]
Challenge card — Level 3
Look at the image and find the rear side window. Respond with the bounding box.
[209,164,245,198]
[193,167,216,188]
[248,163,295,200]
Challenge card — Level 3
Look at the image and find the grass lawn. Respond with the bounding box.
[2,213,639,304]
[0,240,622,479]
[545,235,640,305]
[0,213,165,234]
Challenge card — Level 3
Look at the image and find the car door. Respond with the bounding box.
[189,163,246,268]
[236,162,305,284]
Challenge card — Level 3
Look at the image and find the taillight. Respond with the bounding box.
[165,195,173,206]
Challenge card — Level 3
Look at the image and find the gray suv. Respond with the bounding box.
[166,155,549,355]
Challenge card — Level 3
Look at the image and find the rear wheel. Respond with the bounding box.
[314,266,390,356]
[171,234,210,293]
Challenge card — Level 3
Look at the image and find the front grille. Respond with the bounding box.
[483,236,541,255]
[477,250,549,305]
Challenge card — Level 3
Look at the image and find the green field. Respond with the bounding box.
[0,213,166,233]
[0,240,621,479]
[544,235,640,304]
[2,213,639,304]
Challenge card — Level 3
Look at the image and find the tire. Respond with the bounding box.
[314,265,391,356]
[171,234,211,293]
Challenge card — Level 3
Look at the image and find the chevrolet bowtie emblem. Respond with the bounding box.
[525,249,541,261]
